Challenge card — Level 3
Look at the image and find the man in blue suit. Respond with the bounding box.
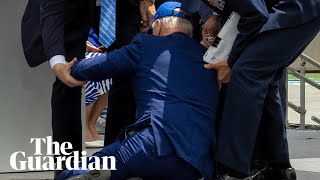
[58,2,219,180]
[181,0,320,179]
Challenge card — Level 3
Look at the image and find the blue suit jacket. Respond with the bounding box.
[182,0,320,67]
[72,32,219,178]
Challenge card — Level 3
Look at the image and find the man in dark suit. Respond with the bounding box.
[22,0,95,160]
[181,0,320,179]
[58,2,219,179]
[21,1,99,179]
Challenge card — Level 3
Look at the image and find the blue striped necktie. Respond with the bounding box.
[99,0,116,48]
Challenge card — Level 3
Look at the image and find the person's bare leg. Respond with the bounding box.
[89,93,108,141]
[86,101,96,142]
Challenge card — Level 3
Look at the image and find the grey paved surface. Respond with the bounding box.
[288,130,320,180]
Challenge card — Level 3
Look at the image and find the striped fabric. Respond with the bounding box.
[199,1,215,23]
[85,52,112,106]
[99,0,116,48]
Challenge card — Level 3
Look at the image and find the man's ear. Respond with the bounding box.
[152,20,161,36]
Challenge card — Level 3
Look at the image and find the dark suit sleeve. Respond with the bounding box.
[71,34,143,82]
[227,0,269,67]
[40,0,65,60]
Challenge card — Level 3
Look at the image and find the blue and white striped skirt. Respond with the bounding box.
[85,52,112,106]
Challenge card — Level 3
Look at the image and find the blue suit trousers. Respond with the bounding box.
[215,16,320,174]
[59,128,199,180]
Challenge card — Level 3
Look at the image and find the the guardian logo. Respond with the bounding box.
[10,136,116,171]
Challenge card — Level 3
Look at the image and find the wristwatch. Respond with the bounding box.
[140,0,155,4]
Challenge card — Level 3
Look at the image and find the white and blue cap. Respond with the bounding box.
[153,1,191,22]
[146,1,191,33]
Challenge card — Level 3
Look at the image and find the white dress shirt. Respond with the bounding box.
[49,55,67,68]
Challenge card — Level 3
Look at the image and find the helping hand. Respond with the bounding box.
[139,0,156,32]
[202,15,220,48]
[52,58,86,88]
[204,59,231,84]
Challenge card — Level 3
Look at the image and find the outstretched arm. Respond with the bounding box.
[71,34,143,82]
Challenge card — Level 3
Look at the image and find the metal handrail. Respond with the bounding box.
[288,101,306,114]
[287,67,320,90]
[311,116,320,125]
[287,54,320,129]
[300,53,320,69]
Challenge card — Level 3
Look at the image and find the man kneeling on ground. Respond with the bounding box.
[59,2,219,180]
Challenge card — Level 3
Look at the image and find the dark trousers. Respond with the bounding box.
[104,0,141,146]
[279,69,287,116]
[59,128,199,180]
[215,16,320,174]
[52,79,83,155]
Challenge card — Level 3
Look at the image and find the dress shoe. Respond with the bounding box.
[216,174,253,180]
[249,167,267,180]
[253,167,297,180]
[67,170,111,180]
[249,160,268,180]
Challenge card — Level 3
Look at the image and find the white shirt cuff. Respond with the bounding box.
[49,55,67,69]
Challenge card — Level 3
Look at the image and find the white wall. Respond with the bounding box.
[0,0,54,172]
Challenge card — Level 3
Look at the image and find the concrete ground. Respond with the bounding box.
[0,83,319,180]
[287,82,320,126]
[288,130,320,180]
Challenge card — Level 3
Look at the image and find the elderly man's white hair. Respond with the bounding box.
[152,16,193,37]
